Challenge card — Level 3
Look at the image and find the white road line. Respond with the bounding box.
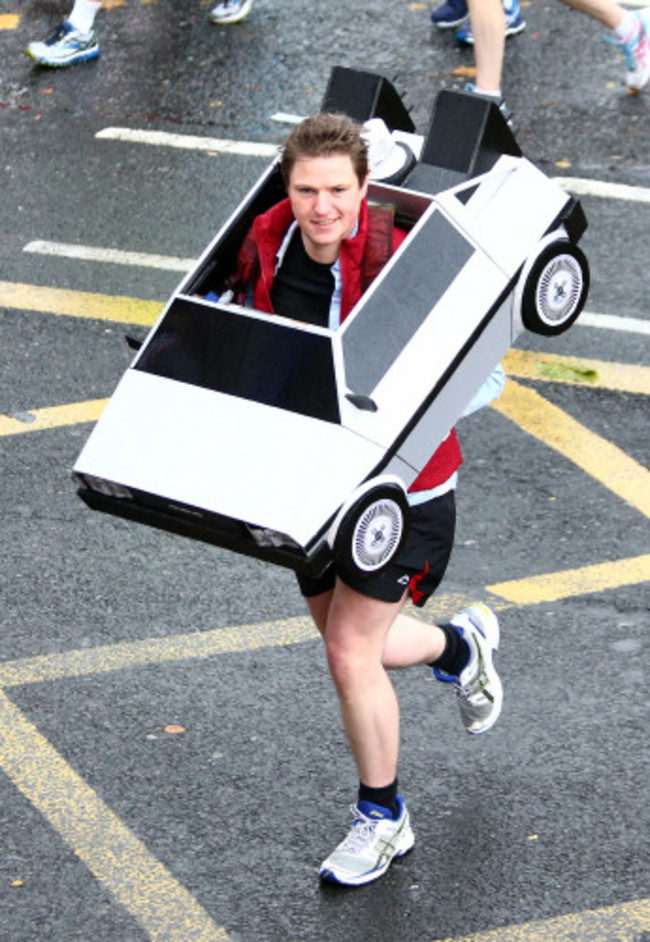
[553,176,650,204]
[31,134,650,337]
[577,311,650,335]
[24,240,194,272]
[95,126,279,157]
[95,128,650,205]
[270,112,306,125]
[19,242,650,336]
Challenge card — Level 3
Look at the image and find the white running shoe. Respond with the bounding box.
[209,0,255,25]
[613,8,650,93]
[320,797,415,886]
[25,19,99,67]
[434,604,503,735]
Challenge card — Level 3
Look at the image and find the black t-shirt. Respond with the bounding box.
[270,228,335,328]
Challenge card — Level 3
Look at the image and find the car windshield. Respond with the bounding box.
[135,297,340,424]
[341,208,474,397]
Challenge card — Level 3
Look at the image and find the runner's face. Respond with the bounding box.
[287,154,369,264]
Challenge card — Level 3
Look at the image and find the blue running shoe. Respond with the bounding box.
[320,797,415,886]
[25,19,99,67]
[456,0,526,45]
[431,0,469,29]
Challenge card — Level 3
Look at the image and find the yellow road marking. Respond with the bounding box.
[440,895,650,941]
[2,279,649,397]
[492,379,650,519]
[0,689,229,940]
[503,348,650,396]
[488,554,650,605]
[0,281,161,326]
[0,538,644,678]
[0,399,107,436]
[1,546,648,690]
[0,617,320,688]
[0,13,20,28]
[1,352,649,439]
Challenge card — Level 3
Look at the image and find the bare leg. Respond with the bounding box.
[468,0,506,93]
[307,581,446,787]
[559,0,624,30]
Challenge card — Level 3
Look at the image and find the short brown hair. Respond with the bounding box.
[280,112,368,187]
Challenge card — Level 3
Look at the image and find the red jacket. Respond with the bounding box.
[235,197,462,492]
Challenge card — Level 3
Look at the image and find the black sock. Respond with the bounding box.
[429,622,470,676]
[358,778,399,819]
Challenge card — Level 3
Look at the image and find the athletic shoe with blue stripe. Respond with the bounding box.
[25,19,99,67]
[456,0,526,45]
[609,8,650,93]
[431,0,469,29]
[434,604,503,735]
[320,797,415,886]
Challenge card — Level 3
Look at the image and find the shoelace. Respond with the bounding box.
[48,22,73,43]
[457,668,493,703]
[456,648,493,703]
[339,806,379,852]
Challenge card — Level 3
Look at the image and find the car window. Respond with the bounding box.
[341,209,474,397]
[134,297,340,424]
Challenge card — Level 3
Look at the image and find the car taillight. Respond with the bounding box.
[247,526,300,550]
[80,474,132,499]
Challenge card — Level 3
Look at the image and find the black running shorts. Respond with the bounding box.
[296,489,456,608]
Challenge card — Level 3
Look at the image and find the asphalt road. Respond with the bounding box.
[1,1,649,940]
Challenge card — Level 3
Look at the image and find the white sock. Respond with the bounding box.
[68,0,102,34]
[613,10,638,44]
[475,86,502,99]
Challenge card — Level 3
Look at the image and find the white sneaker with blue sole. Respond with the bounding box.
[25,19,99,67]
[320,797,415,886]
[434,604,503,735]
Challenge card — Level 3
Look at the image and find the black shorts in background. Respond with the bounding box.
[296,489,456,608]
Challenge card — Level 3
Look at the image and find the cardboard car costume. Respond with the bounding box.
[73,68,590,579]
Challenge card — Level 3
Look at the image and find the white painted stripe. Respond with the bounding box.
[270,112,306,125]
[24,240,194,272]
[95,129,650,202]
[553,176,650,204]
[96,126,279,157]
[578,310,650,335]
[19,246,650,336]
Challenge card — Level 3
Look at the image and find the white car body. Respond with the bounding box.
[74,82,589,577]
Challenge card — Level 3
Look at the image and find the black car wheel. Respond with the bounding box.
[333,484,409,578]
[520,240,589,336]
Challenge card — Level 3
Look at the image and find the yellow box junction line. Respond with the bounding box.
[0,281,162,326]
[0,617,320,688]
[0,691,228,941]
[439,895,650,941]
[0,399,108,437]
[493,379,650,520]
[1,351,649,442]
[504,348,650,396]
[488,554,650,605]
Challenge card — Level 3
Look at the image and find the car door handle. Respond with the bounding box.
[345,392,378,412]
